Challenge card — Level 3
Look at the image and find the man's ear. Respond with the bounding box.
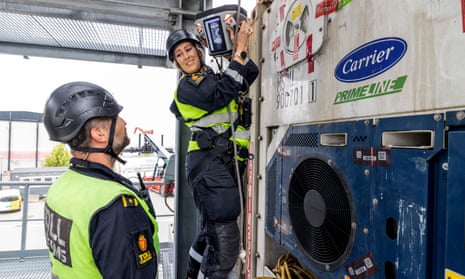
[89,127,107,143]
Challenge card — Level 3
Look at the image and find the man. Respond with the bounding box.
[167,20,258,279]
[42,81,159,279]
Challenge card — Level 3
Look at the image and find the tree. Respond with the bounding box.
[43,144,71,167]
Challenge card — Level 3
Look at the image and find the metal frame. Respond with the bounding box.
[0,1,212,278]
[0,0,211,67]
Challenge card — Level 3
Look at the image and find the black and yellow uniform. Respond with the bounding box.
[44,158,159,279]
[170,58,259,279]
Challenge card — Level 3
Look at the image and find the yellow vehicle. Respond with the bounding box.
[0,189,22,212]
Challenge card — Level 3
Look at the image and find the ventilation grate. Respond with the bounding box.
[284,133,319,147]
[288,158,354,270]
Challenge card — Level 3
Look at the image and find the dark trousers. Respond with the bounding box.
[186,153,242,279]
[188,221,239,279]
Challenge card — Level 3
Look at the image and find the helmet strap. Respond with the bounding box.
[70,118,127,164]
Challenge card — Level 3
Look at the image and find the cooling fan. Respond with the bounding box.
[288,157,355,270]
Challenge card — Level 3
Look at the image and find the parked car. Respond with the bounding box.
[0,189,22,212]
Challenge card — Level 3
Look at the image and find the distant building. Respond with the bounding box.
[0,111,55,174]
[9,166,67,182]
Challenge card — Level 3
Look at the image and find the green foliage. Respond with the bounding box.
[43,144,71,167]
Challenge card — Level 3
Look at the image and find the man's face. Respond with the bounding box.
[112,116,130,154]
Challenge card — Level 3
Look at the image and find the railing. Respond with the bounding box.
[0,181,50,279]
[0,180,175,279]
[0,181,49,258]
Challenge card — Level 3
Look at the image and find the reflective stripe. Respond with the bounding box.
[224,68,244,85]
[230,126,250,147]
[212,125,229,135]
[174,85,239,128]
[191,111,238,128]
[232,130,249,140]
[191,125,229,135]
[189,247,203,263]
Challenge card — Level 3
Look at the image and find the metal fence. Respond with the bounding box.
[0,181,51,279]
[0,181,174,279]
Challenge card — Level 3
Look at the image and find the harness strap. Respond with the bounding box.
[187,131,231,184]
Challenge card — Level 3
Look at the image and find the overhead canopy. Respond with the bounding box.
[0,0,212,67]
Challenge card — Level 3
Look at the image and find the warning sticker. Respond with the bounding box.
[445,268,465,279]
[315,0,338,18]
[353,147,391,167]
[345,252,378,279]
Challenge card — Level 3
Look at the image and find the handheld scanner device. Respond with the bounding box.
[194,4,247,57]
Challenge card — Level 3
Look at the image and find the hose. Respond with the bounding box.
[163,193,175,213]
[272,253,317,279]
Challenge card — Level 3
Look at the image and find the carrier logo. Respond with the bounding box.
[335,37,407,82]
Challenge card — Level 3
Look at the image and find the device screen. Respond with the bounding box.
[204,16,227,53]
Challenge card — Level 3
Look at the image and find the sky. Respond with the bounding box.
[0,54,178,150]
[0,0,256,153]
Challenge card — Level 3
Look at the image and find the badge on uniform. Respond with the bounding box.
[188,73,205,86]
[121,195,139,208]
[132,229,154,268]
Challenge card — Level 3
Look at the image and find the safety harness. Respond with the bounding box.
[173,70,252,184]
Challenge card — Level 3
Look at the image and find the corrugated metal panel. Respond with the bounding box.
[0,10,168,56]
[0,256,50,279]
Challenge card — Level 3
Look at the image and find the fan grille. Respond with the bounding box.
[288,158,354,269]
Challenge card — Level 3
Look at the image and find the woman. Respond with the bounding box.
[167,20,258,279]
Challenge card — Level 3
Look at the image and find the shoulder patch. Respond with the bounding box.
[121,195,139,208]
[188,73,205,86]
[132,228,155,268]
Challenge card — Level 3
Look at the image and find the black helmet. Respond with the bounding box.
[166,29,201,62]
[43,81,122,143]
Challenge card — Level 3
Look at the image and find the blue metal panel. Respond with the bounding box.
[444,131,465,276]
[265,111,457,278]
[265,152,283,244]
[370,114,443,279]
